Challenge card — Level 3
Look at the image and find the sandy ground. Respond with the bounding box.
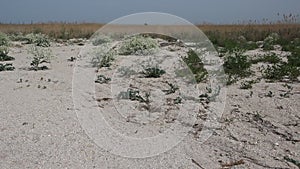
[0,41,299,169]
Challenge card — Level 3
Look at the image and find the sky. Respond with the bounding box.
[0,0,299,24]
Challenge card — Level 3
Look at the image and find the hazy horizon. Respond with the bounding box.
[0,0,299,24]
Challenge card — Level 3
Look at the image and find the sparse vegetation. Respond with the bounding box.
[240,80,257,89]
[284,156,300,168]
[265,91,274,97]
[173,97,182,104]
[162,81,179,95]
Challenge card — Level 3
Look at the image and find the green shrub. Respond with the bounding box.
[282,38,300,52]
[287,49,300,67]
[119,35,158,55]
[183,49,208,83]
[224,50,252,84]
[0,46,14,61]
[28,46,53,70]
[0,63,15,71]
[262,47,300,81]
[216,36,258,54]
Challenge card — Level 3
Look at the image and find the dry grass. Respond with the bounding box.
[0,23,299,42]
[0,23,103,39]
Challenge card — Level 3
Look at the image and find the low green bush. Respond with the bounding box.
[263,63,300,81]
[224,50,252,84]
[0,63,15,71]
[142,66,166,78]
[251,52,281,64]
[92,35,111,46]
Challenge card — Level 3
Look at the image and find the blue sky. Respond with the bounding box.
[0,0,299,24]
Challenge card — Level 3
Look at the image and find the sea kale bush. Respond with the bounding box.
[95,75,111,84]
[28,46,53,70]
[25,33,51,47]
[0,32,10,46]
[263,33,280,50]
[119,35,158,55]
[92,47,116,68]
[118,88,150,103]
[0,63,15,71]
[142,66,166,78]
[0,46,14,61]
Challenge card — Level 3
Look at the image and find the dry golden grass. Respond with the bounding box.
[0,23,103,39]
[0,23,299,42]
